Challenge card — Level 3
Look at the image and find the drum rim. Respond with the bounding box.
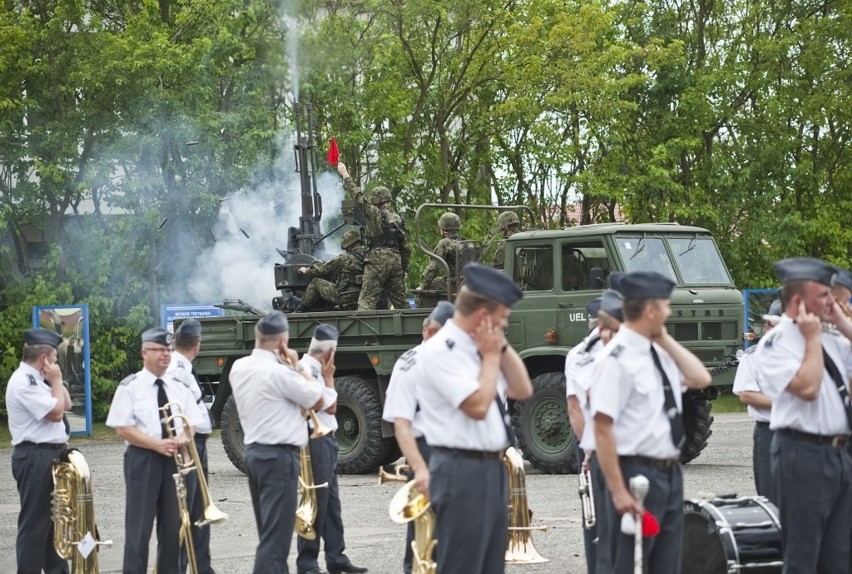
[689,499,740,567]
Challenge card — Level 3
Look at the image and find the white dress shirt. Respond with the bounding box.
[383,344,426,438]
[5,362,68,445]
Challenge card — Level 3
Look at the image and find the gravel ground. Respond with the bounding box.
[0,412,759,574]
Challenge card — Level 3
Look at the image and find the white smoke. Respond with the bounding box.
[187,133,344,310]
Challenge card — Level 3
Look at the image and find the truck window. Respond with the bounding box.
[512,245,554,291]
[562,242,611,291]
[614,236,677,282]
[668,236,732,285]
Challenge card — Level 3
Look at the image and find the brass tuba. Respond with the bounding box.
[579,466,596,529]
[503,446,549,564]
[51,448,112,574]
[295,406,332,540]
[389,480,436,574]
[159,404,228,574]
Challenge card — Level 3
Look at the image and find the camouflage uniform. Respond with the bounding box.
[420,236,466,294]
[343,178,411,310]
[492,211,521,270]
[301,244,367,311]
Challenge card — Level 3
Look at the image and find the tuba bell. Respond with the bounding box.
[503,446,549,564]
[51,448,112,574]
[579,466,596,529]
[389,480,436,574]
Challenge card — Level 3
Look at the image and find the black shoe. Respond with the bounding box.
[328,563,368,574]
[299,568,328,574]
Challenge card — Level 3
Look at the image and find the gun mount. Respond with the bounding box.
[272,101,327,311]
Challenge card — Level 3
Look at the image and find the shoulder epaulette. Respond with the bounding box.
[119,373,137,386]
[764,331,779,349]
[445,339,455,350]
[27,374,37,386]
[609,344,625,358]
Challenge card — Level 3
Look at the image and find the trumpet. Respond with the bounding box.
[378,463,410,485]
[579,466,596,529]
[159,403,228,574]
[389,480,436,574]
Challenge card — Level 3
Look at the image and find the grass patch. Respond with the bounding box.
[711,391,748,414]
[1,421,221,446]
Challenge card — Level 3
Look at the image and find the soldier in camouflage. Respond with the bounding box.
[295,230,367,312]
[417,212,466,296]
[492,211,521,270]
[337,162,411,310]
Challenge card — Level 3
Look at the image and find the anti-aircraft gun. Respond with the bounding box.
[271,101,357,312]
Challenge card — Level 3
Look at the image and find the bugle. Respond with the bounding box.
[579,466,596,530]
[378,462,410,486]
[52,448,112,573]
[504,446,549,564]
[389,480,436,574]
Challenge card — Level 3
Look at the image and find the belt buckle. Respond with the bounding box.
[831,436,846,448]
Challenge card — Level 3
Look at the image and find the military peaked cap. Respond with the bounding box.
[428,301,455,327]
[620,271,676,301]
[24,328,62,348]
[833,268,852,292]
[174,318,202,340]
[257,311,289,335]
[773,257,835,286]
[313,324,339,342]
[462,263,524,308]
[141,327,172,346]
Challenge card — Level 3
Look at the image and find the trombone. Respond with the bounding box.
[158,403,228,574]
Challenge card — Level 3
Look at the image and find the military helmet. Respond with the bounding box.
[438,212,461,231]
[497,211,520,230]
[370,186,392,205]
[340,230,362,250]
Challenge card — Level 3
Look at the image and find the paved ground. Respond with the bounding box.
[0,413,760,573]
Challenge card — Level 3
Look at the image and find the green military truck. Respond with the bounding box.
[193,220,743,475]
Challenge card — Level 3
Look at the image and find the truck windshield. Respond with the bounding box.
[614,236,677,281]
[668,236,732,285]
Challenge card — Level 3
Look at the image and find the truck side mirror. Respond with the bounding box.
[589,267,606,289]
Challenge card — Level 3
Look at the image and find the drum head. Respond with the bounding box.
[683,509,728,574]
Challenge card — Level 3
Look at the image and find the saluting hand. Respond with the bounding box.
[794,300,821,340]
[473,314,504,358]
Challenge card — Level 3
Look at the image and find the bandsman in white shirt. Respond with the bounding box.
[592,271,711,574]
[229,311,325,574]
[415,264,533,574]
[382,300,454,574]
[752,257,852,573]
[106,327,205,574]
[168,318,217,574]
[6,327,71,574]
[567,282,624,574]
[732,299,781,503]
[295,324,367,574]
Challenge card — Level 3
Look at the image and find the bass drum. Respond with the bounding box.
[682,496,782,574]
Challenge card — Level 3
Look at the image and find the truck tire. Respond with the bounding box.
[336,375,387,474]
[512,372,578,474]
[680,391,714,465]
[220,395,247,474]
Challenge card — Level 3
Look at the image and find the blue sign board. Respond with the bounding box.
[32,305,92,437]
[161,304,225,333]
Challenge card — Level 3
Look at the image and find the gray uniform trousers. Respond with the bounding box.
[590,455,610,574]
[123,445,182,574]
[599,459,683,574]
[11,443,69,574]
[771,430,852,574]
[245,443,300,574]
[752,422,776,504]
[577,447,598,574]
[296,435,350,572]
[403,437,432,574]
[181,434,215,574]
[429,448,508,574]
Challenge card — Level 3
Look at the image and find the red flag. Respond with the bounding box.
[326,137,339,166]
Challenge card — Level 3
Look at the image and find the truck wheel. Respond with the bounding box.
[512,372,578,474]
[220,395,247,474]
[336,375,386,474]
[681,391,714,464]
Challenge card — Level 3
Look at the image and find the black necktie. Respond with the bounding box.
[650,345,685,450]
[823,348,852,431]
[155,378,171,439]
[42,378,70,435]
[191,367,215,429]
[495,395,517,449]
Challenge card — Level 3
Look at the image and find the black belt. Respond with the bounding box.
[778,428,849,448]
[620,455,680,470]
[195,433,210,440]
[755,421,770,428]
[17,441,66,450]
[432,446,502,460]
[251,443,300,452]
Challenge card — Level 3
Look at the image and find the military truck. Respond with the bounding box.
[194,220,742,475]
